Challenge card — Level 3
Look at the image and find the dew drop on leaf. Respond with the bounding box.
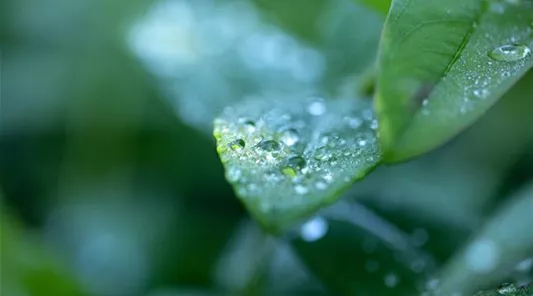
[226,167,242,183]
[497,283,518,294]
[345,116,363,129]
[294,184,309,195]
[256,139,280,151]
[279,128,300,146]
[229,139,246,151]
[488,44,532,62]
[314,181,327,190]
[307,99,327,116]
[243,120,256,133]
[281,156,306,178]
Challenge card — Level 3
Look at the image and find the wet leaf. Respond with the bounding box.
[214,95,381,232]
[431,182,533,296]
[375,0,533,162]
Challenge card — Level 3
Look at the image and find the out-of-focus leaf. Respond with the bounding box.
[0,201,86,296]
[213,220,328,295]
[431,182,533,296]
[472,283,533,296]
[129,0,383,135]
[291,202,436,296]
[353,0,391,15]
[375,0,533,162]
[214,95,381,233]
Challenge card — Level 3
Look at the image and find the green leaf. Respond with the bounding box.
[430,182,533,296]
[375,0,533,162]
[214,95,381,233]
[472,284,533,296]
[291,202,436,296]
[354,0,391,15]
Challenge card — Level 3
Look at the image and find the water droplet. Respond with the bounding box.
[315,181,327,190]
[489,44,531,62]
[323,172,333,183]
[384,273,399,288]
[294,184,308,195]
[229,139,245,151]
[300,217,328,242]
[498,283,518,294]
[239,118,256,132]
[358,139,367,147]
[279,128,300,146]
[307,99,326,116]
[473,88,489,99]
[314,146,332,161]
[226,167,242,183]
[346,117,363,129]
[370,120,378,130]
[465,239,499,273]
[257,139,280,151]
[281,156,306,177]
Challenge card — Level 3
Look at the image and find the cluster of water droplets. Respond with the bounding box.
[419,0,533,119]
[214,94,380,215]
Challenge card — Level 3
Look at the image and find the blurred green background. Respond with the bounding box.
[2,0,533,295]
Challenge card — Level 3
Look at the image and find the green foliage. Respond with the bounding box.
[214,96,380,232]
[375,0,533,161]
[3,0,533,295]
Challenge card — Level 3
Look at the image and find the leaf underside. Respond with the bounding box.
[214,95,381,232]
[376,0,533,162]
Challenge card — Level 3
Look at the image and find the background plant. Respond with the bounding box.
[2,0,533,295]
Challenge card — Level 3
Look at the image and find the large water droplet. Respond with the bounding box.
[257,139,280,151]
[229,139,245,151]
[281,156,306,177]
[279,128,300,146]
[300,217,328,242]
[498,283,518,294]
[489,44,531,62]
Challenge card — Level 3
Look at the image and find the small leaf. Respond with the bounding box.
[376,0,533,162]
[431,182,533,296]
[214,95,381,232]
